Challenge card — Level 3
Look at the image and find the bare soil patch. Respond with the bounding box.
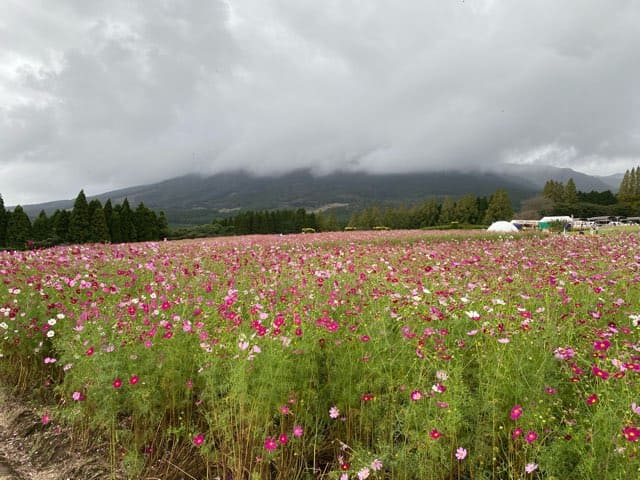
[0,389,114,480]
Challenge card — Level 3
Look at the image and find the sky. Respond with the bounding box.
[1,0,639,205]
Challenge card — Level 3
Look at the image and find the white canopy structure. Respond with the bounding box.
[487,221,519,233]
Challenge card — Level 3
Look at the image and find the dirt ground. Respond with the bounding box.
[0,388,113,480]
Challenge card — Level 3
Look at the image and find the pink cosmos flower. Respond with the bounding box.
[512,427,523,438]
[370,458,383,471]
[357,467,370,479]
[193,434,204,446]
[410,390,423,401]
[455,447,467,460]
[525,463,538,473]
[278,433,289,445]
[525,431,538,443]
[293,425,303,437]
[42,413,51,425]
[329,406,340,419]
[264,437,278,451]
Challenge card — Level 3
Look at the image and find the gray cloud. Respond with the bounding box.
[1,0,639,205]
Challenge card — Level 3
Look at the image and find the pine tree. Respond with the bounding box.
[51,210,71,243]
[618,169,634,202]
[0,194,7,247]
[439,197,456,225]
[454,194,479,224]
[564,178,578,204]
[69,190,90,244]
[157,211,170,239]
[31,210,52,241]
[484,189,514,224]
[89,203,110,243]
[120,199,137,242]
[542,180,565,203]
[6,206,32,249]
[134,202,159,241]
[414,199,440,227]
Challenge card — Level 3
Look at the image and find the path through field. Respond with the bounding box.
[0,389,110,480]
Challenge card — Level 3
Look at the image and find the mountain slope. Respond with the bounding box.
[21,165,617,225]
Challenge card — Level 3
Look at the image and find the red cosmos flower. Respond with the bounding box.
[361,393,375,402]
[278,433,289,445]
[85,346,95,356]
[622,426,640,442]
[430,429,442,439]
[113,378,122,388]
[512,427,523,438]
[341,463,350,471]
[586,393,598,405]
[193,434,204,446]
[593,339,611,351]
[510,405,523,420]
[591,365,610,380]
[129,375,139,385]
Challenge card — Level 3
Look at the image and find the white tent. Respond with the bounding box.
[487,221,519,233]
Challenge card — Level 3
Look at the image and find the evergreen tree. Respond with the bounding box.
[439,197,456,225]
[69,190,91,244]
[6,206,32,249]
[564,178,578,204]
[119,199,137,242]
[0,194,7,247]
[484,189,514,224]
[31,210,52,241]
[157,211,170,239]
[414,199,440,227]
[134,202,159,241]
[103,199,115,241]
[454,194,479,224]
[89,203,110,243]
[542,180,565,203]
[51,209,71,243]
[110,210,123,243]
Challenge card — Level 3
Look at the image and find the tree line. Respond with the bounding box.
[539,168,640,218]
[0,191,169,250]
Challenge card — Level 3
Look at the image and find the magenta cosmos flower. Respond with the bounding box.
[510,405,523,420]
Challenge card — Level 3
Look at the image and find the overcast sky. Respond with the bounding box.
[1,0,639,205]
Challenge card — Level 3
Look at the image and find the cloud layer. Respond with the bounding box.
[1,0,639,204]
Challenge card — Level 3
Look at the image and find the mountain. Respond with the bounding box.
[21,165,619,226]
[498,164,615,192]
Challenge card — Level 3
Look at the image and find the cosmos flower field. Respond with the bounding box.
[1,230,639,479]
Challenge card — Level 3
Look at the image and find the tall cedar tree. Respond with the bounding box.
[0,194,7,247]
[69,190,91,244]
[31,210,51,241]
[484,189,514,223]
[6,205,32,249]
[51,210,71,243]
[103,199,115,240]
[157,211,170,239]
[88,199,110,243]
[119,199,137,242]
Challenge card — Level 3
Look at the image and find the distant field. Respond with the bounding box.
[1,230,639,479]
